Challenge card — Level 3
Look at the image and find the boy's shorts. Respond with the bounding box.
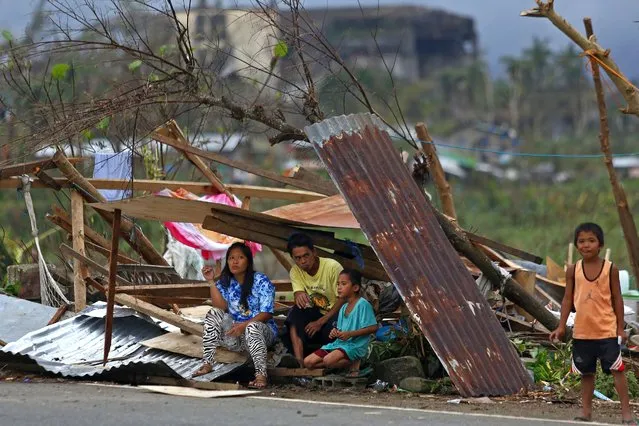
[571,338,624,375]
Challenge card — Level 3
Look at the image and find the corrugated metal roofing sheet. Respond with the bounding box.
[0,294,58,344]
[305,113,531,397]
[0,303,242,381]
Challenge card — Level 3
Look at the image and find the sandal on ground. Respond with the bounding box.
[248,374,268,389]
[622,419,638,425]
[192,363,213,378]
[573,416,591,422]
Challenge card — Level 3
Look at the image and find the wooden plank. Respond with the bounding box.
[116,283,211,297]
[140,376,242,391]
[0,177,327,201]
[495,311,549,334]
[71,190,88,311]
[0,157,84,179]
[467,232,543,264]
[53,151,168,266]
[202,215,389,281]
[211,209,378,262]
[85,241,137,264]
[104,208,122,365]
[83,276,203,336]
[154,121,232,197]
[47,304,70,325]
[268,368,325,377]
[151,127,338,196]
[60,244,134,286]
[49,205,138,264]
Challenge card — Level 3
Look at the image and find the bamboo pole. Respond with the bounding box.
[415,123,457,219]
[585,18,639,287]
[71,190,88,311]
[103,208,121,365]
[53,150,167,266]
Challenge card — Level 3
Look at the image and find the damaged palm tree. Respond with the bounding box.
[305,113,533,397]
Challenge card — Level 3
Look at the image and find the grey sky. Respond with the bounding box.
[1,0,637,75]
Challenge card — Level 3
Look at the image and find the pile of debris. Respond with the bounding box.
[0,115,592,397]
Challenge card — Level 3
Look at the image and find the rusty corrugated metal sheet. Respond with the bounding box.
[305,113,531,397]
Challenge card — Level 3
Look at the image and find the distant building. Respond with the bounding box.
[174,7,279,83]
[292,5,478,82]
[178,4,477,83]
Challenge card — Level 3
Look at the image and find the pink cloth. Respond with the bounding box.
[158,189,262,261]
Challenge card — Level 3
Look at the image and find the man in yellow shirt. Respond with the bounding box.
[285,233,344,367]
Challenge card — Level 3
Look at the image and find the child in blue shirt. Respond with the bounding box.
[303,268,378,376]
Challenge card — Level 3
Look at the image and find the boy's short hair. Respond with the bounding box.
[574,222,605,246]
[286,233,314,254]
[339,268,362,287]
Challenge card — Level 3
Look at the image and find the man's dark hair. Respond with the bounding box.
[574,222,604,246]
[286,233,314,254]
[339,268,362,287]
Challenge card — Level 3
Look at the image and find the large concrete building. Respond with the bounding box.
[176,4,477,83]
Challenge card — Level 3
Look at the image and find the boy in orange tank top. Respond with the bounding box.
[550,223,635,424]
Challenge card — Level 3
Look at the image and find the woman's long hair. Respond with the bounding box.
[219,242,255,309]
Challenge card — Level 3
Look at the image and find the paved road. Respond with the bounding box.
[0,382,612,426]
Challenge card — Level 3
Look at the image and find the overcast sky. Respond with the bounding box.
[1,0,638,75]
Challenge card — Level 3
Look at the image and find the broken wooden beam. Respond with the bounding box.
[53,150,168,266]
[71,190,88,311]
[467,232,542,264]
[0,157,84,179]
[47,304,70,325]
[104,208,122,365]
[84,277,203,336]
[0,177,327,201]
[152,121,232,198]
[151,125,338,196]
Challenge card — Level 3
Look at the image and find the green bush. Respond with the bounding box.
[595,366,639,400]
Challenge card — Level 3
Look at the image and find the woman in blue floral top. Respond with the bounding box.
[194,242,277,388]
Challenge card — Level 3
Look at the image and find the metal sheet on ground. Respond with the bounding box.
[305,113,532,397]
[0,294,57,344]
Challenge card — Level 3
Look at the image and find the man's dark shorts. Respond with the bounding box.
[572,338,624,375]
[285,306,337,349]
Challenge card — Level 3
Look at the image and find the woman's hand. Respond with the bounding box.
[329,328,339,340]
[226,322,248,337]
[202,266,216,281]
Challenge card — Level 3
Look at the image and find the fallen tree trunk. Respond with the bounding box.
[430,202,561,334]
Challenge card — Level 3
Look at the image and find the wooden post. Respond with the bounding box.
[103,208,122,365]
[605,248,611,261]
[71,190,88,311]
[585,18,639,288]
[53,150,168,266]
[415,123,457,219]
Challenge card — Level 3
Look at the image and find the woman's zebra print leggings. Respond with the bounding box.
[202,307,276,377]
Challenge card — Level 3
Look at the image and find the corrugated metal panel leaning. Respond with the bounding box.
[305,113,532,396]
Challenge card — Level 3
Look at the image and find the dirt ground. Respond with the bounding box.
[1,366,636,424]
[268,385,636,423]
